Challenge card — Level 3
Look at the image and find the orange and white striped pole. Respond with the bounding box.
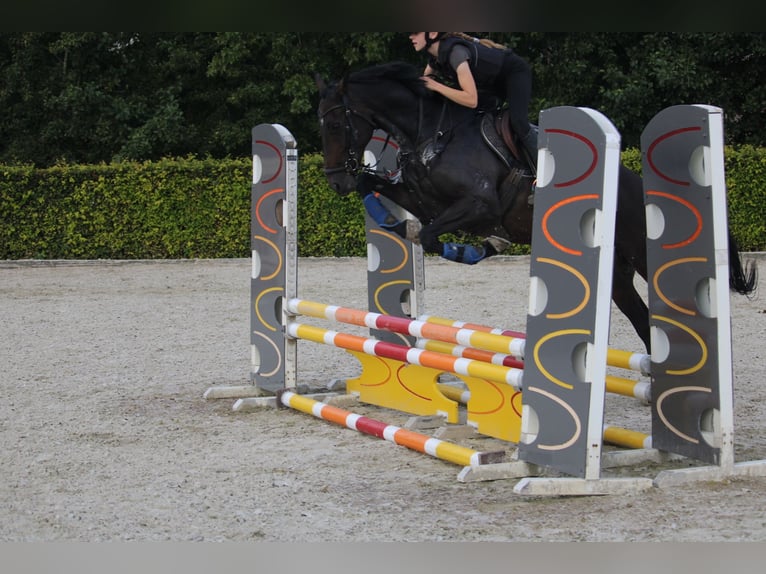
[286,321,524,389]
[278,390,503,468]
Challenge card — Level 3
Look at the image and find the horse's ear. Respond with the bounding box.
[314,73,327,93]
[338,72,349,94]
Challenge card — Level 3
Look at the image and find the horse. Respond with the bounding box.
[315,61,757,352]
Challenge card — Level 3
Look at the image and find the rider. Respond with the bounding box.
[409,32,538,172]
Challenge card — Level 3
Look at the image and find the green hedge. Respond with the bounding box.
[0,158,252,259]
[1,148,764,260]
[295,154,367,257]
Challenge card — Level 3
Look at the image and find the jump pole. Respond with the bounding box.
[277,390,504,467]
[419,315,652,375]
[286,316,650,453]
[290,297,650,373]
[417,337,651,403]
[286,298,526,358]
[286,321,525,390]
[288,297,651,402]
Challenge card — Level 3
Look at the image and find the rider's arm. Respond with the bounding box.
[423,60,478,108]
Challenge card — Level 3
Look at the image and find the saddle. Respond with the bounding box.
[480,110,536,178]
[480,110,537,209]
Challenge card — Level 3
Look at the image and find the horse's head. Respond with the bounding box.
[316,74,376,196]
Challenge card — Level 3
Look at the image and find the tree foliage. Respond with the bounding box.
[1,32,763,166]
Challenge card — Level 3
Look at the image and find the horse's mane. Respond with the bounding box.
[347,62,428,98]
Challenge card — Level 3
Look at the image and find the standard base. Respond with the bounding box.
[654,459,766,488]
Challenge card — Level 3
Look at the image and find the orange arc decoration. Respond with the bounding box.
[646,190,703,249]
[541,194,600,256]
[254,188,284,234]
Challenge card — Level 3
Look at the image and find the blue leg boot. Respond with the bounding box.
[362,192,409,239]
[442,242,488,265]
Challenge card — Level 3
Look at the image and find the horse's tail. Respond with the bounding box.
[728,230,758,296]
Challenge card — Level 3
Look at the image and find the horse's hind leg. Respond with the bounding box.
[611,254,650,352]
[419,195,500,265]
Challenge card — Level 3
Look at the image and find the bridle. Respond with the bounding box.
[319,94,376,177]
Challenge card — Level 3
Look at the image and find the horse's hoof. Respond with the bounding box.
[405,219,422,244]
[487,235,511,253]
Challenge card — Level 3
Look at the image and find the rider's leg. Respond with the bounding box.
[502,54,536,171]
[519,127,538,172]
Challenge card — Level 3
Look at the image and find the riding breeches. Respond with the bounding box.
[499,52,533,142]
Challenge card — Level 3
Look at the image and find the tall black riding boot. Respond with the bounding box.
[521,127,539,175]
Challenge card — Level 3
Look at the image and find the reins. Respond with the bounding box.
[320,96,376,177]
[320,81,470,180]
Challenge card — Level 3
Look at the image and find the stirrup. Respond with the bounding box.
[528,179,537,207]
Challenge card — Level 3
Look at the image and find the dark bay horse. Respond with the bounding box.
[315,62,756,351]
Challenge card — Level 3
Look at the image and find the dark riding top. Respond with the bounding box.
[428,35,538,169]
[428,36,511,110]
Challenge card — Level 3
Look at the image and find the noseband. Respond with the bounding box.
[320,96,375,177]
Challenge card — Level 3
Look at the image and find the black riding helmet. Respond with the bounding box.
[409,32,445,48]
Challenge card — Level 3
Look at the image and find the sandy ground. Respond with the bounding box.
[2,255,766,542]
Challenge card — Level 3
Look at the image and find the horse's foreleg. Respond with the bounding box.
[611,256,651,352]
[355,173,413,239]
[440,241,497,264]
[419,196,499,265]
